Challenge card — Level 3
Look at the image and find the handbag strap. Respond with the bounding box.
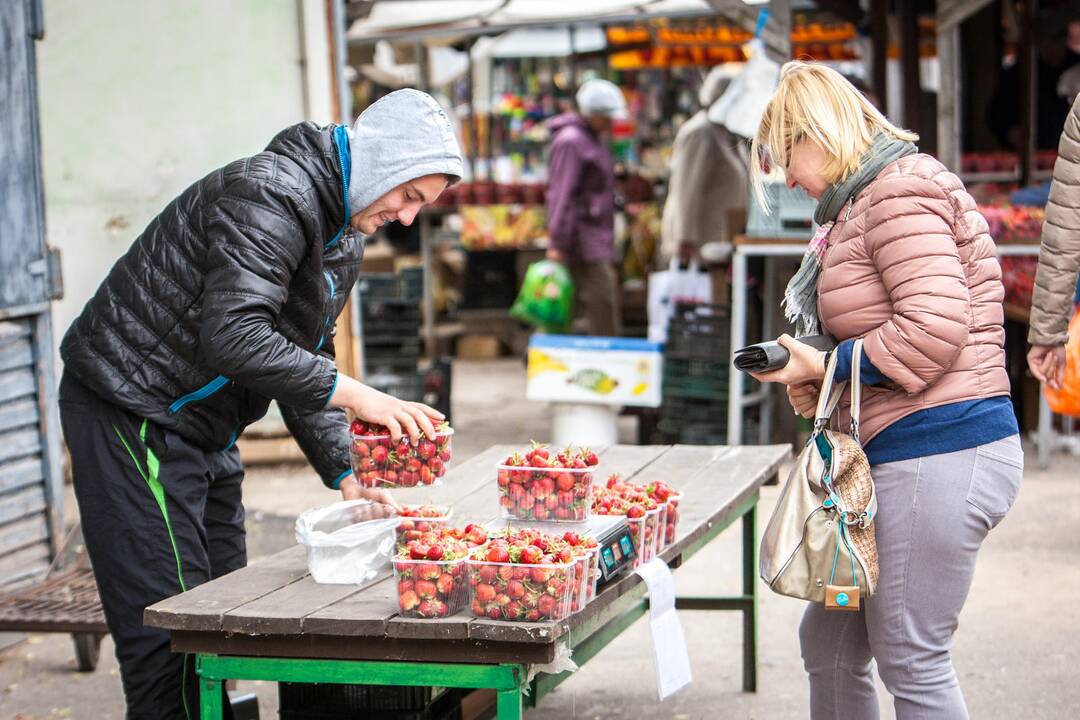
[813,339,866,443]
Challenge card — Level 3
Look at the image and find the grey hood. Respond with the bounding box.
[347,88,464,215]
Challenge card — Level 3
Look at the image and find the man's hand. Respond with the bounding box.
[1028,344,1067,390]
[340,475,401,513]
[330,375,443,445]
[546,248,565,263]
[749,335,828,387]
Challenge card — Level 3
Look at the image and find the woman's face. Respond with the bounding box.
[785,139,830,199]
[351,173,449,235]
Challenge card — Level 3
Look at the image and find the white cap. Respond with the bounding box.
[575,79,628,119]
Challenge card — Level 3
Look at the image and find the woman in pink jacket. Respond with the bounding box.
[749,62,1023,719]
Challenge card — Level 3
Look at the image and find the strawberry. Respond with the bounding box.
[415,580,437,599]
[538,594,557,617]
[426,544,444,561]
[410,543,430,560]
[476,583,496,603]
[417,440,436,460]
[398,579,414,595]
[371,445,388,465]
[399,590,420,612]
[507,580,525,599]
[520,546,543,564]
[486,545,510,563]
[487,606,502,620]
[526,609,541,622]
[436,573,455,596]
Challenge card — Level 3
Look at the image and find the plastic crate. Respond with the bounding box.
[747,180,818,239]
[368,372,425,402]
[279,684,460,720]
[357,268,424,303]
[663,356,729,400]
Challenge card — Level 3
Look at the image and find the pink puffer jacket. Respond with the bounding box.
[817,153,1011,443]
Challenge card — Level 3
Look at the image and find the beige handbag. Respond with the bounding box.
[759,339,879,610]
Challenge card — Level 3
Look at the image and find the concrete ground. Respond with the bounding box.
[2,359,1078,719]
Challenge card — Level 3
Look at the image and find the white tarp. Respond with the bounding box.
[348,0,718,41]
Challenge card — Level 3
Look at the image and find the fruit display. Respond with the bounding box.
[466,531,578,622]
[592,475,666,567]
[394,527,479,619]
[349,420,453,488]
[496,443,600,522]
[644,481,683,550]
[394,505,464,554]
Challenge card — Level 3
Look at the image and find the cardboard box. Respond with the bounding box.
[457,334,502,359]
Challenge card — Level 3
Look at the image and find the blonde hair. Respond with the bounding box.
[750,61,918,209]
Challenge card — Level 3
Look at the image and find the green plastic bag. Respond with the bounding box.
[511,260,574,333]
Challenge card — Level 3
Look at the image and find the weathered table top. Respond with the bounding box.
[145,444,788,665]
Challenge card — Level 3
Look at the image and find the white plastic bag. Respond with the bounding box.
[295,500,398,585]
[647,259,713,343]
[706,39,780,138]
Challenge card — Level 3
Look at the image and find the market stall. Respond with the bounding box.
[146,441,788,719]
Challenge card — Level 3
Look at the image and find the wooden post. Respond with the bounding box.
[871,0,888,116]
[1019,0,1038,186]
[897,0,922,135]
[936,25,962,172]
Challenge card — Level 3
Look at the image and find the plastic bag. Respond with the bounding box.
[295,500,399,584]
[1044,307,1080,416]
[647,259,712,343]
[706,39,780,138]
[511,260,574,332]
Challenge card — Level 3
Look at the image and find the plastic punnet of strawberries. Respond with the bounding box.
[466,528,580,622]
[644,481,682,550]
[349,420,453,488]
[394,524,488,619]
[592,474,664,567]
[496,443,599,522]
[395,505,459,554]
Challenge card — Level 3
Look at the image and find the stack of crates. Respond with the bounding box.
[360,267,423,383]
[655,303,730,444]
[279,683,461,719]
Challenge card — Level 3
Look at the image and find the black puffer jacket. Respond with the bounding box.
[61,122,362,487]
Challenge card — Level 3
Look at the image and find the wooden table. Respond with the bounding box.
[145,443,789,719]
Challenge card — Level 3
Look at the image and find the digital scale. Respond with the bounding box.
[484,515,637,589]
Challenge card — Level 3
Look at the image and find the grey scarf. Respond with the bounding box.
[783,134,918,336]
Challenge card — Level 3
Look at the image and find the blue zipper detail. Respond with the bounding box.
[169,375,230,413]
[324,270,336,300]
[325,125,351,251]
[224,430,238,451]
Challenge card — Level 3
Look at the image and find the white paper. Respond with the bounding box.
[635,559,693,699]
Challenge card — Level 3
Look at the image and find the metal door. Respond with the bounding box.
[0,0,65,591]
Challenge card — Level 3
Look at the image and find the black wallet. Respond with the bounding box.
[733,335,836,373]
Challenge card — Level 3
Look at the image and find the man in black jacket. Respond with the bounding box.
[58,89,463,719]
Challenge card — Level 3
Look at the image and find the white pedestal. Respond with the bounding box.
[551,403,619,447]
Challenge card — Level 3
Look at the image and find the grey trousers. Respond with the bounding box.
[569,261,620,337]
[799,435,1024,719]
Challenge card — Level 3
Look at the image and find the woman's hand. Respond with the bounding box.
[788,382,820,418]
[749,334,828,386]
[330,374,443,444]
[1027,345,1066,390]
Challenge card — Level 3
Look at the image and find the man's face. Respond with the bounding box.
[585,114,613,134]
[351,173,449,235]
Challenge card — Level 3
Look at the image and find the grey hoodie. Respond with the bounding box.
[347,89,464,215]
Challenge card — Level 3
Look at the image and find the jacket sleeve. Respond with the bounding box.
[546,137,583,253]
[199,182,337,412]
[281,399,352,489]
[1029,97,1080,346]
[861,175,971,394]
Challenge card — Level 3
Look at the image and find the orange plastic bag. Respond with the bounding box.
[1043,308,1080,416]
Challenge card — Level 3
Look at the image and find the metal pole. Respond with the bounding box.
[414,41,437,360]
[897,0,922,134]
[728,249,748,445]
[937,25,962,171]
[871,0,889,116]
[1019,0,1038,186]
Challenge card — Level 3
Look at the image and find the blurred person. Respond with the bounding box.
[545,78,625,336]
[660,67,749,264]
[58,89,463,719]
[1028,90,1080,388]
[749,62,1021,719]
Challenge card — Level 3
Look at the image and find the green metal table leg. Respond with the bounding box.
[742,503,758,692]
[496,686,524,719]
[199,675,224,720]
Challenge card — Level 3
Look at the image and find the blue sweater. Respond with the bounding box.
[833,339,1018,466]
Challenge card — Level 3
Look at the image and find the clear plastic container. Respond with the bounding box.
[661,492,683,550]
[466,558,576,622]
[394,506,453,554]
[584,549,600,604]
[392,557,469,618]
[641,506,663,564]
[495,464,595,522]
[350,428,454,488]
[570,552,591,614]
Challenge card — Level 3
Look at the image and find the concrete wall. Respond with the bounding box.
[37,0,333,348]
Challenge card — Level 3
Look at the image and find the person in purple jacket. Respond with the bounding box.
[545,78,627,336]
